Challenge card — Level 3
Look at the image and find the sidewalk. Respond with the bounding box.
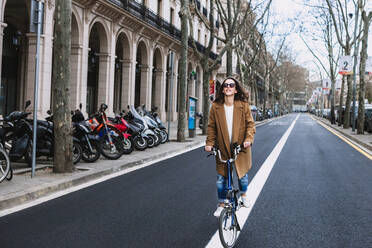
[313,115,372,152]
[1,118,276,212]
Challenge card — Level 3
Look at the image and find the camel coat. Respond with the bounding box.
[206,100,256,179]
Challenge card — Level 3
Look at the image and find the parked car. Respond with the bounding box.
[365,106,372,133]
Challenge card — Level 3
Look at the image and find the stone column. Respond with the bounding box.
[154,70,165,119]
[97,53,111,109]
[121,59,132,109]
[70,45,83,109]
[140,65,149,107]
[0,22,6,84]
[24,33,47,116]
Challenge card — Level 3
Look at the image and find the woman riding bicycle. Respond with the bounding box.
[205,77,256,217]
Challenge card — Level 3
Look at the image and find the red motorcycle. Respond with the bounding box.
[107,113,134,154]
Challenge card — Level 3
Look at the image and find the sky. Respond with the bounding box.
[270,0,372,82]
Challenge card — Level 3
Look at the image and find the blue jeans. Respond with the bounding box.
[216,173,248,203]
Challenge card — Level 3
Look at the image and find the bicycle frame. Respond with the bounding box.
[213,146,242,231]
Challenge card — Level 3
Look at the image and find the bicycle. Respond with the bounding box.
[0,126,11,183]
[209,143,244,248]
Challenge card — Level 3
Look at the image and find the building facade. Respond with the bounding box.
[0,0,218,121]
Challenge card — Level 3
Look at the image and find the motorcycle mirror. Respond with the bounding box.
[47,110,52,115]
[25,100,31,110]
[79,103,82,110]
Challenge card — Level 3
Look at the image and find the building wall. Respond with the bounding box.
[0,0,217,122]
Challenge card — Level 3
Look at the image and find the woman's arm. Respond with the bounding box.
[206,104,217,148]
[244,102,256,145]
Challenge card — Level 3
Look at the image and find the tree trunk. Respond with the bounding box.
[263,78,267,117]
[357,10,372,134]
[343,75,352,128]
[202,68,211,135]
[177,0,189,142]
[226,47,233,77]
[52,0,73,173]
[338,76,345,126]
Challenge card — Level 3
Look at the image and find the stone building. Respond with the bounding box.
[0,0,218,121]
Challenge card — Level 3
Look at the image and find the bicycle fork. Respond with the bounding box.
[226,160,242,232]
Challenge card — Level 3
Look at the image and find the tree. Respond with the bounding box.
[188,0,272,134]
[52,0,73,172]
[357,5,372,134]
[325,0,363,129]
[299,3,341,124]
[177,0,189,142]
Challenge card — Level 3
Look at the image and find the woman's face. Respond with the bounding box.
[222,79,237,96]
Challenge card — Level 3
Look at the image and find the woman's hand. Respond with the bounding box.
[205,145,213,152]
[243,141,252,148]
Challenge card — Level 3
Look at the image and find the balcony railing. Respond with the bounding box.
[107,0,217,60]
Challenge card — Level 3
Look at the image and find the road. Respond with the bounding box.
[1,114,371,248]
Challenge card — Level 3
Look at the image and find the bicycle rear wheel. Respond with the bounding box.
[218,208,238,248]
[0,148,11,183]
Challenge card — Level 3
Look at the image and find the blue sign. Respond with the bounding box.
[188,97,196,130]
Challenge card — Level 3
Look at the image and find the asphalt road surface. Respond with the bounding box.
[1,114,371,248]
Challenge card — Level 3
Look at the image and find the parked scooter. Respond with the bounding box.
[122,109,148,151]
[39,110,83,164]
[72,105,101,162]
[143,105,168,143]
[107,113,134,154]
[137,105,160,146]
[88,104,124,160]
[129,105,158,148]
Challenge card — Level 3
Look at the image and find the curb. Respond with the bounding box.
[314,116,372,152]
[0,140,205,212]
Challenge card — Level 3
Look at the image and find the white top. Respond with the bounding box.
[224,104,234,142]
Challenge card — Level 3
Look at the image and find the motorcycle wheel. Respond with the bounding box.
[72,141,82,164]
[133,135,147,151]
[100,134,123,160]
[122,137,134,154]
[6,166,13,181]
[147,134,156,148]
[82,140,101,163]
[160,130,168,143]
[154,132,161,146]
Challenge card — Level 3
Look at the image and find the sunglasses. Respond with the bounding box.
[223,82,236,88]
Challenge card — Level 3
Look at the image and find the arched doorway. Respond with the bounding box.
[1,0,28,116]
[152,48,163,109]
[68,12,81,109]
[87,22,108,115]
[135,41,148,107]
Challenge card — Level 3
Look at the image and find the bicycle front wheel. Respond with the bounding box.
[218,208,238,248]
[0,148,11,183]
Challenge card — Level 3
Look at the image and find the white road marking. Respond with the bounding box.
[205,114,300,248]
[269,121,289,126]
[0,143,204,218]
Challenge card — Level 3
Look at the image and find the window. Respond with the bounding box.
[198,29,201,42]
[204,34,207,47]
[170,8,174,24]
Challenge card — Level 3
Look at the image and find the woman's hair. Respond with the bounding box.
[214,77,249,104]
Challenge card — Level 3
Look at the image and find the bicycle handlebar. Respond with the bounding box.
[208,143,243,163]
